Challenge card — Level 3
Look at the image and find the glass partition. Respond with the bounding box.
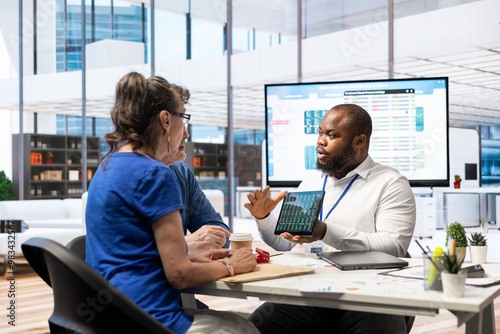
[191,17,224,59]
[154,9,186,62]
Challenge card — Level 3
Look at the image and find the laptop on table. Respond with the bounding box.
[317,250,408,270]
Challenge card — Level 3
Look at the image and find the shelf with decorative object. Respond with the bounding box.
[184,142,262,216]
[185,142,261,186]
[12,134,101,200]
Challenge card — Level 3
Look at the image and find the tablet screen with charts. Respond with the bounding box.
[274,190,325,236]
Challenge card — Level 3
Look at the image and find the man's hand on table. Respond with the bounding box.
[186,225,231,253]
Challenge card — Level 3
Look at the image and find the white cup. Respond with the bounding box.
[229,233,253,250]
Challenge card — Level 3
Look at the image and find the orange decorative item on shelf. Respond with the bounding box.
[31,152,42,165]
[193,157,201,167]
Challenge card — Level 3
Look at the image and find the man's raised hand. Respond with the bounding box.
[244,186,287,219]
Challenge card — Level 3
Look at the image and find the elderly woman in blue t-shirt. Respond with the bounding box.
[86,72,258,334]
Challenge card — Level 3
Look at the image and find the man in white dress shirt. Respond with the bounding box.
[246,104,416,334]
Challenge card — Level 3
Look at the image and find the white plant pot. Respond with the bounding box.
[469,245,488,264]
[441,272,466,298]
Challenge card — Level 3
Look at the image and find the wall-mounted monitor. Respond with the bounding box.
[265,77,449,188]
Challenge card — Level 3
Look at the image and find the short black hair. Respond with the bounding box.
[332,104,372,142]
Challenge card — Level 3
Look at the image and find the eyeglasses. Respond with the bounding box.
[168,110,191,128]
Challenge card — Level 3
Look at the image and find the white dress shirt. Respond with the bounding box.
[255,155,416,257]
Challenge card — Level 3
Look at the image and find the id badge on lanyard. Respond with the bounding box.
[312,174,359,253]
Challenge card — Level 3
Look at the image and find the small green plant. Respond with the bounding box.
[454,174,462,183]
[446,222,467,248]
[0,170,16,201]
[468,232,487,246]
[442,253,463,274]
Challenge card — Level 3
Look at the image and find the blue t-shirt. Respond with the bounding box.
[170,162,230,247]
[86,152,193,334]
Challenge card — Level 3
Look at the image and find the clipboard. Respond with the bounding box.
[218,263,315,284]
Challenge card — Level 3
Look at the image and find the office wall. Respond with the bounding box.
[434,127,481,229]
[0,110,36,180]
[449,127,480,188]
[0,110,13,178]
[86,39,144,70]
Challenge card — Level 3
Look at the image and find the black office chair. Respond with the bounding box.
[66,234,86,259]
[66,234,202,310]
[22,237,175,334]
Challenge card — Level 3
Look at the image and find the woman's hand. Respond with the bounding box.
[226,247,257,274]
[244,186,287,219]
[189,249,232,263]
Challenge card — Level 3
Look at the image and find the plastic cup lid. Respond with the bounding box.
[229,232,253,241]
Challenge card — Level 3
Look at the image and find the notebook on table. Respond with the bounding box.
[317,250,408,270]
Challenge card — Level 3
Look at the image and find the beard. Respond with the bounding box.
[316,145,356,175]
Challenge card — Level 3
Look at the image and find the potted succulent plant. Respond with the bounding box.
[441,252,466,298]
[33,168,40,181]
[445,222,467,263]
[67,154,72,165]
[454,174,462,188]
[468,232,487,264]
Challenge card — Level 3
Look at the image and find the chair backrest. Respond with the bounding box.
[22,237,175,334]
[66,234,86,260]
[65,235,200,310]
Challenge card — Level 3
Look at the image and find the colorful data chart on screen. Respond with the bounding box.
[304,110,328,134]
[305,146,317,170]
[275,193,323,234]
[343,89,423,173]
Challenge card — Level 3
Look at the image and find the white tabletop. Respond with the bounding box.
[183,252,500,329]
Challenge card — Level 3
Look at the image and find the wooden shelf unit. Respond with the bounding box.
[12,134,101,200]
[185,142,261,186]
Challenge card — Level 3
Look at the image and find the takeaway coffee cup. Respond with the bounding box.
[229,233,253,250]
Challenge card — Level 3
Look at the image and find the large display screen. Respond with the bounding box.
[265,77,449,187]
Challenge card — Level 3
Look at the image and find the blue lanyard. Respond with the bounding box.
[320,174,359,222]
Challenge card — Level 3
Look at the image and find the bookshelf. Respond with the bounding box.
[185,142,262,216]
[12,134,101,200]
[185,142,261,186]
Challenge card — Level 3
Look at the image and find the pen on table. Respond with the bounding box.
[414,239,440,271]
[414,239,429,255]
[428,247,443,290]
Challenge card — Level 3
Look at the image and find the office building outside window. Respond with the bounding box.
[55,1,147,72]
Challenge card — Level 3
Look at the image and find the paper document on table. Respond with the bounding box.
[271,254,326,268]
[379,266,424,280]
[465,273,500,287]
[298,275,421,293]
[218,263,315,284]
